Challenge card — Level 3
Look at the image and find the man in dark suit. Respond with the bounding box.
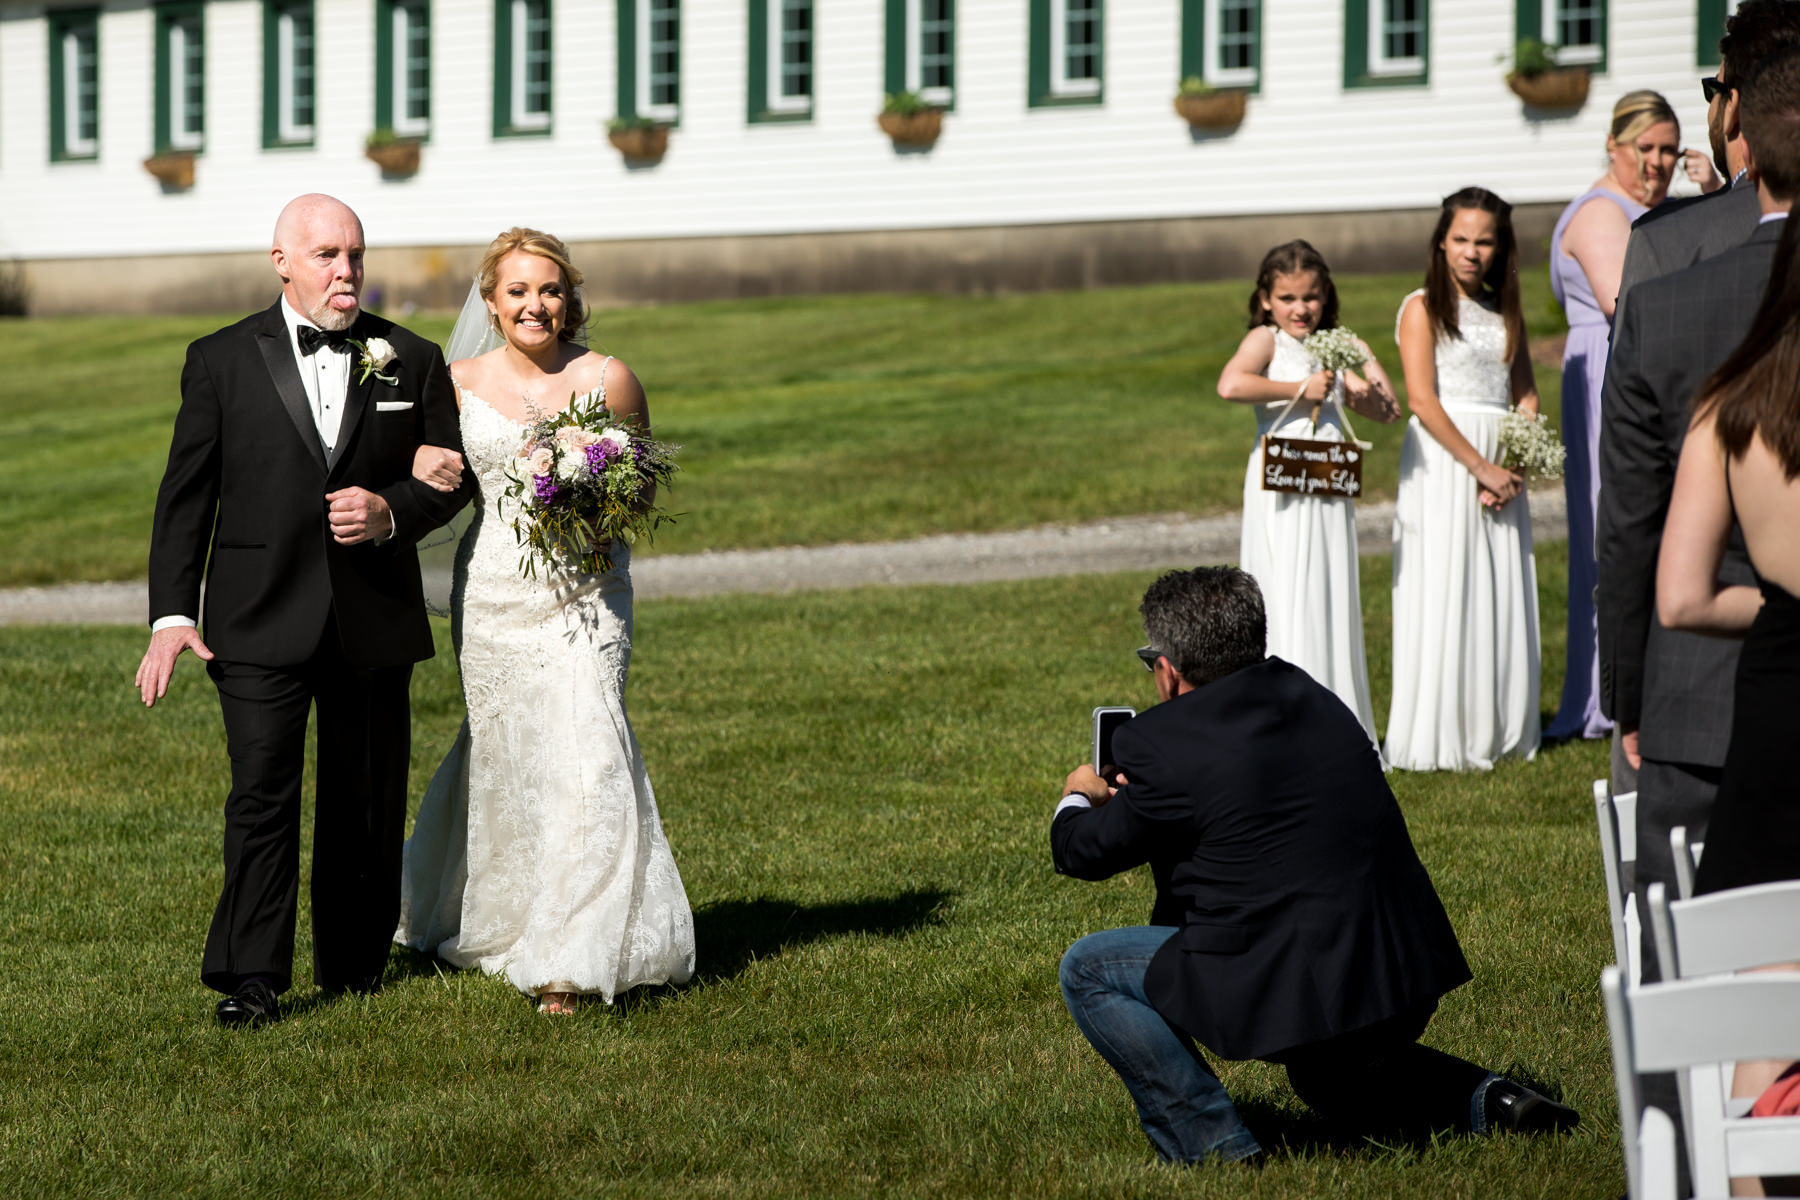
[135,194,473,1026]
[1614,1,1800,326]
[1598,37,1800,986]
[1052,568,1576,1164]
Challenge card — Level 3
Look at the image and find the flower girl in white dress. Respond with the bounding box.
[1386,189,1542,771]
[1218,241,1401,742]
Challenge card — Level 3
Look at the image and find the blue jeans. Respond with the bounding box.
[1058,926,1263,1164]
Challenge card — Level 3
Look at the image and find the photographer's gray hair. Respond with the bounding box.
[1140,567,1267,687]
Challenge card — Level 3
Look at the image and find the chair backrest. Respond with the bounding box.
[1670,825,1702,901]
[1595,779,1641,978]
[1647,879,1800,980]
[1603,967,1800,1197]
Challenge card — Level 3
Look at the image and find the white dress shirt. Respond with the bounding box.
[151,297,356,633]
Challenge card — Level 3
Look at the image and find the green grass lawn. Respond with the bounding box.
[0,271,1567,586]
[0,551,1620,1197]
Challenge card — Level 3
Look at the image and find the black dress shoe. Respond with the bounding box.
[1484,1078,1580,1134]
[215,978,280,1028]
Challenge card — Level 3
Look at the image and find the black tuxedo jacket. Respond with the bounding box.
[1052,658,1471,1062]
[1616,181,1762,318]
[148,301,473,667]
[1595,222,1774,761]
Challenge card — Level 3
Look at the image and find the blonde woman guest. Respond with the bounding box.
[394,228,695,1015]
[1546,91,1683,743]
[1387,189,1542,772]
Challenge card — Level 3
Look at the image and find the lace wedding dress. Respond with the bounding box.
[395,371,696,1000]
[1384,291,1541,771]
[1238,325,1379,743]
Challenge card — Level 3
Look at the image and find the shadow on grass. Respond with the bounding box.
[690,888,955,984]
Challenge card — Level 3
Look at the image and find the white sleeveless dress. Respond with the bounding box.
[1238,326,1378,742]
[1384,292,1541,771]
[395,373,696,1000]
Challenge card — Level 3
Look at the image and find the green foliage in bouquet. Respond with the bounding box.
[502,387,681,580]
[1303,326,1371,374]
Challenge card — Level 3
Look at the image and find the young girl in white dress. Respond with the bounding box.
[1218,240,1401,742]
[1386,189,1542,771]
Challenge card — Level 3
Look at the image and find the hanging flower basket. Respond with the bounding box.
[607,124,670,165]
[1507,66,1591,111]
[878,109,943,148]
[364,137,421,178]
[1174,90,1247,132]
[142,150,196,190]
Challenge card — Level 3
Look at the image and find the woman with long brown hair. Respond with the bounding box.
[1546,91,1685,744]
[1386,188,1543,771]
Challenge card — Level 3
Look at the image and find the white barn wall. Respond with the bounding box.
[0,0,1724,302]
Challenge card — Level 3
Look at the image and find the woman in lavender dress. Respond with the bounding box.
[1545,91,1682,742]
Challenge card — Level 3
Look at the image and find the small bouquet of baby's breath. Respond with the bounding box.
[1496,407,1566,480]
[1302,327,1370,373]
[503,387,680,580]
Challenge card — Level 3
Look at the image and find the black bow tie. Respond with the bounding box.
[296,325,349,356]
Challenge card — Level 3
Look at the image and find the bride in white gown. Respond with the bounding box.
[395,228,695,1013]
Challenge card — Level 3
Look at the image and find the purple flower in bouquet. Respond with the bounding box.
[586,440,623,473]
[533,472,560,504]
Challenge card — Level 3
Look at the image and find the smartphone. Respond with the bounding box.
[1092,706,1136,772]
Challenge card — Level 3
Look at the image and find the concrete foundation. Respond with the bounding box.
[11,204,1565,316]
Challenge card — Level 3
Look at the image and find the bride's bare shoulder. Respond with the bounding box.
[565,347,634,393]
[448,348,507,396]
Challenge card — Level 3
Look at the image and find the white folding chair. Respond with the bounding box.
[1604,966,1800,1198]
[1595,778,1642,982]
[1638,1106,1682,1200]
[1647,879,1800,985]
[1670,825,1704,901]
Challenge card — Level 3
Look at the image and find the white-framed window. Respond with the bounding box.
[391,0,430,135]
[275,1,315,143]
[906,0,953,106]
[166,13,204,150]
[510,0,552,131]
[1203,0,1256,87]
[1368,0,1425,77]
[636,0,680,122]
[60,17,100,157]
[1049,0,1101,98]
[1543,0,1604,66]
[764,0,812,115]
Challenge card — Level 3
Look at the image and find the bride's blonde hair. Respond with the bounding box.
[478,227,587,344]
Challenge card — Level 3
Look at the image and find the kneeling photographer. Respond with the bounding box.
[1051,567,1576,1164]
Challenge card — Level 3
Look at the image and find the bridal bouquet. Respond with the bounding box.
[1496,407,1566,480]
[1302,326,1370,373]
[502,388,680,579]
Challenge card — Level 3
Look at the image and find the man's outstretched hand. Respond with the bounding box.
[136,626,214,707]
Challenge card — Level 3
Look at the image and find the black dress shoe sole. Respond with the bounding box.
[1501,1093,1580,1134]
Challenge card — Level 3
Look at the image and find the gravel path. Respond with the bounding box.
[0,489,1566,626]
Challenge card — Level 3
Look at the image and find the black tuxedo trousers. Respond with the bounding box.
[203,619,412,995]
[148,302,473,996]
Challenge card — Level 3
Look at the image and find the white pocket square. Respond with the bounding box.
[375,400,415,412]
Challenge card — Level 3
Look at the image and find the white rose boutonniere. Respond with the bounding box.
[348,336,400,386]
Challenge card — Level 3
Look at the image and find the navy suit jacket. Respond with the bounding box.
[1052,658,1471,1061]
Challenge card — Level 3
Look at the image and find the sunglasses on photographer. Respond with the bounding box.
[1702,76,1734,103]
[1135,646,1163,672]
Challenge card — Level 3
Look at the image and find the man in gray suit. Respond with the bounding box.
[1595,36,1800,1193]
[1605,0,1800,800]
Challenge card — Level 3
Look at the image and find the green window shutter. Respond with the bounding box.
[48,12,66,160]
[261,0,280,147]
[1697,0,1726,66]
[492,0,511,136]
[617,0,638,119]
[1180,0,1203,81]
[154,8,172,152]
[375,0,394,130]
[1026,0,1049,107]
[1515,0,1542,48]
[746,0,766,121]
[883,0,905,97]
